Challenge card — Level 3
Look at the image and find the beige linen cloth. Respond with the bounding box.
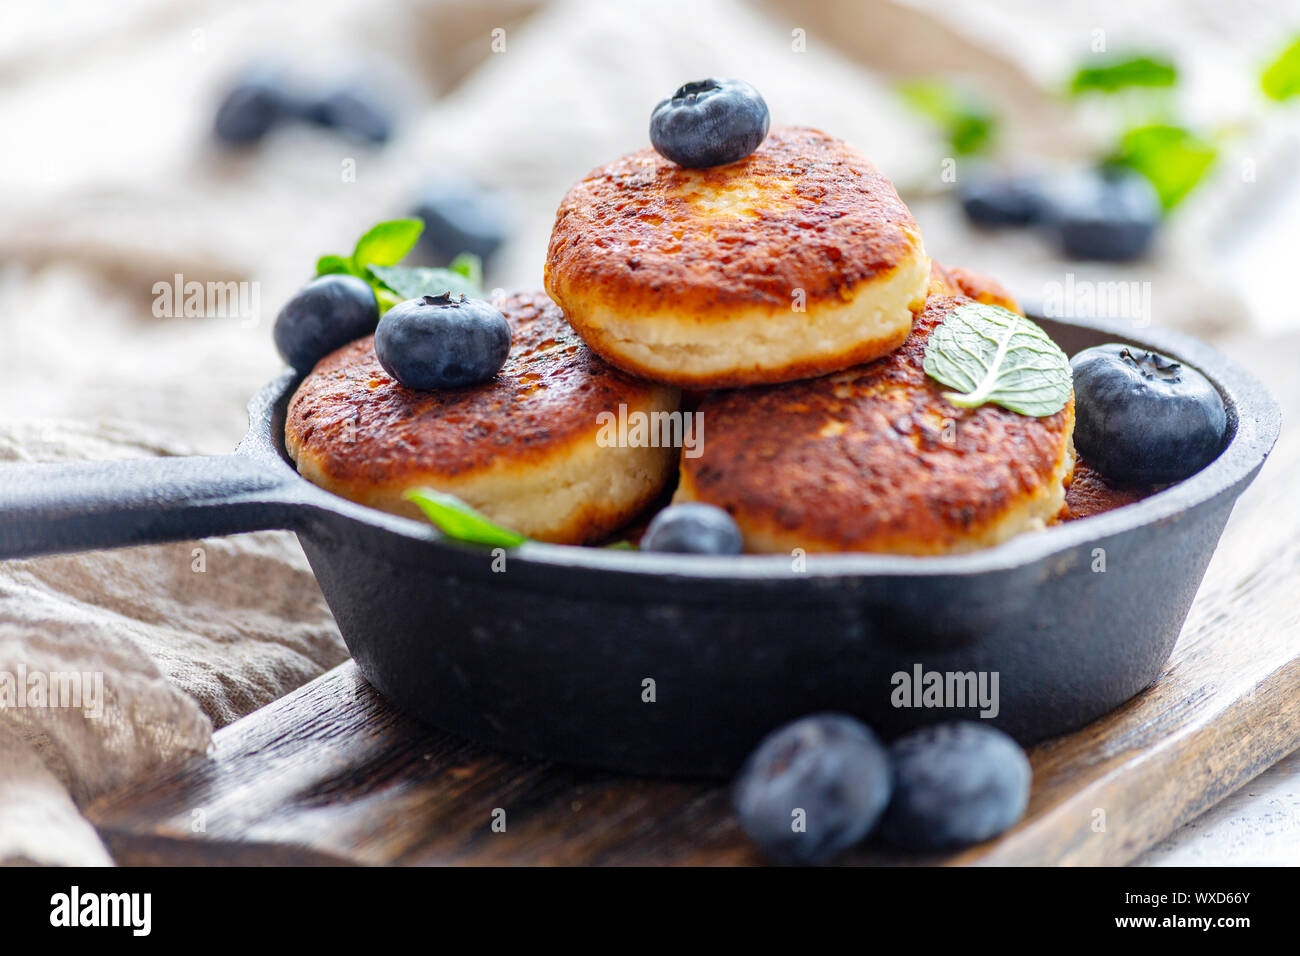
[0,0,1293,865]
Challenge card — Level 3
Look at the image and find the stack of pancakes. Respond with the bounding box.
[287,125,1075,554]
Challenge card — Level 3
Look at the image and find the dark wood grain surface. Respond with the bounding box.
[85,332,1300,866]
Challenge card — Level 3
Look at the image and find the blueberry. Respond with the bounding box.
[649,78,769,168]
[374,293,511,390]
[733,714,892,865]
[879,722,1031,851]
[412,175,509,265]
[274,274,378,374]
[1070,343,1227,485]
[214,76,286,145]
[641,503,743,555]
[1043,166,1161,261]
[959,170,1045,228]
[303,88,392,144]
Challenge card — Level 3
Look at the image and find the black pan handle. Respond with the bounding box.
[0,454,305,560]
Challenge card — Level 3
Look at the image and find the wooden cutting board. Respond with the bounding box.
[85,334,1300,866]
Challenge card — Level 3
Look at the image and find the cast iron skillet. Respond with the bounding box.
[0,314,1279,777]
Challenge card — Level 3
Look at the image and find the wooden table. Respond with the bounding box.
[85,331,1300,866]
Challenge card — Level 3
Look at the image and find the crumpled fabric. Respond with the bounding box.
[0,421,345,865]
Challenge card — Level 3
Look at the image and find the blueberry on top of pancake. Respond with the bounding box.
[285,291,681,544]
[545,126,931,388]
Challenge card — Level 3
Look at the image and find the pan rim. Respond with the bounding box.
[249,311,1280,582]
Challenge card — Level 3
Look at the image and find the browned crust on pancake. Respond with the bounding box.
[285,291,671,485]
[680,295,1075,553]
[1062,457,1152,521]
[928,261,1021,313]
[544,125,924,314]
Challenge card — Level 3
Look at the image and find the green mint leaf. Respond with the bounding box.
[351,219,424,271]
[604,540,637,550]
[373,286,402,315]
[923,303,1072,417]
[404,488,528,548]
[897,80,997,156]
[368,263,483,301]
[316,254,354,277]
[1110,124,1216,210]
[448,252,483,287]
[1261,36,1300,101]
[1068,54,1177,95]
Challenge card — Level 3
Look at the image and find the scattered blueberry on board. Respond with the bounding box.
[375,293,511,390]
[1071,343,1227,485]
[650,78,770,168]
[214,74,286,145]
[274,274,379,374]
[413,175,509,265]
[1042,166,1161,261]
[959,169,1046,228]
[641,503,744,555]
[733,714,893,865]
[879,722,1031,851]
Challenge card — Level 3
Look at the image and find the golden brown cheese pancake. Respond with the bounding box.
[675,294,1076,555]
[1062,457,1152,521]
[544,126,931,388]
[927,261,1021,313]
[285,292,680,544]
